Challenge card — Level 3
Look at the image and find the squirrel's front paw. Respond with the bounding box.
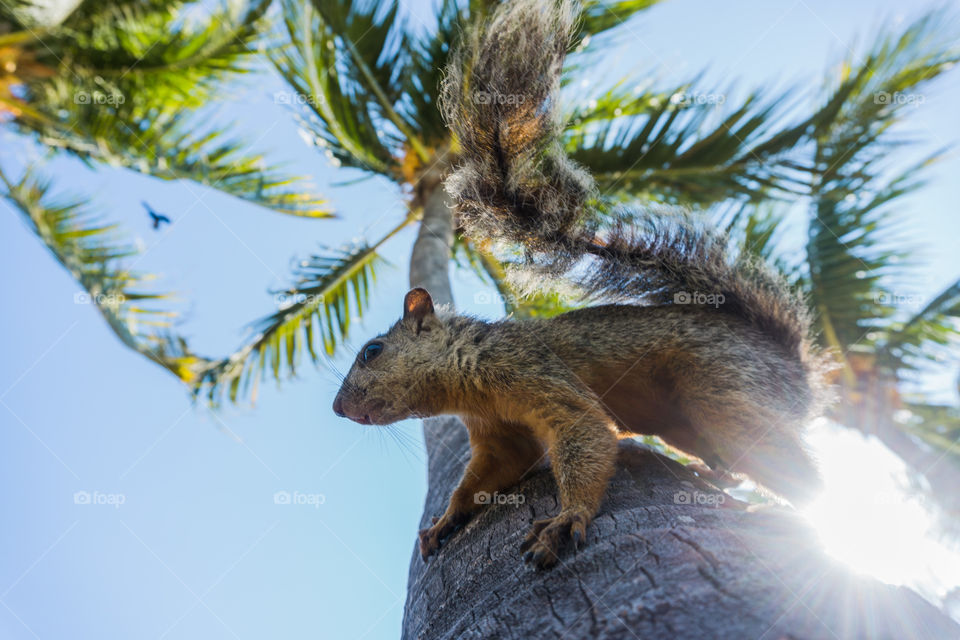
[418,513,468,561]
[520,510,590,569]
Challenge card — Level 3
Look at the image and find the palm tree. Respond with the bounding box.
[1,0,330,386]
[5,0,956,456]
[719,18,960,510]
[2,0,960,634]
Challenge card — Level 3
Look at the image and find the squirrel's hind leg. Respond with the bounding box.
[733,428,823,507]
[683,395,823,507]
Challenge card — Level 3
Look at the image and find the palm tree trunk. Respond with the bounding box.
[401,188,959,639]
[409,184,455,306]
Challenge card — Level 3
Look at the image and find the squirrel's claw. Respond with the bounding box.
[521,511,590,569]
[572,529,584,550]
[418,525,441,561]
[418,512,469,561]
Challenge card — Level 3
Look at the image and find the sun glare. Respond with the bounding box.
[803,419,960,611]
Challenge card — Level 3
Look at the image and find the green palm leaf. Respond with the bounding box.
[719,202,799,279]
[899,402,960,461]
[453,236,577,319]
[195,214,414,404]
[566,84,815,205]
[55,0,272,101]
[272,0,402,175]
[309,0,430,162]
[879,280,960,371]
[25,98,333,217]
[0,166,212,383]
[806,12,959,352]
[579,0,662,36]
[6,0,332,217]
[401,0,468,145]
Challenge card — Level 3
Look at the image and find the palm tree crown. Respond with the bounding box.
[2,0,958,489]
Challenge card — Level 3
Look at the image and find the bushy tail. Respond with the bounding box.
[441,0,816,364]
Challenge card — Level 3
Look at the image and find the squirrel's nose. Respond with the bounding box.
[332,395,346,418]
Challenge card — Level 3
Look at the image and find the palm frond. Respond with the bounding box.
[806,12,959,352]
[718,202,801,282]
[806,160,921,351]
[6,0,331,217]
[578,0,662,37]
[12,0,269,114]
[0,1,35,30]
[271,0,403,176]
[0,166,212,384]
[57,0,271,100]
[195,215,414,404]
[25,99,332,217]
[898,402,960,461]
[567,11,959,210]
[878,279,960,371]
[454,236,577,319]
[66,0,173,24]
[566,85,813,206]
[310,0,425,160]
[401,0,467,145]
[565,80,672,127]
[310,0,404,103]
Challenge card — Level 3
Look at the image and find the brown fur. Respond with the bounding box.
[333,294,826,568]
[333,0,831,569]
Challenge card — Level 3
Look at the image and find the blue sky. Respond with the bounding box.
[2,1,959,638]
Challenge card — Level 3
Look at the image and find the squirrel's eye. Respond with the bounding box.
[362,342,383,363]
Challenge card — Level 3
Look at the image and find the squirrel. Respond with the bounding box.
[332,0,831,569]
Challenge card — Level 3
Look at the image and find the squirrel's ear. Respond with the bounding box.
[403,288,435,333]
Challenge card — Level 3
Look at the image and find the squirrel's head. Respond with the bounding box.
[332,288,450,425]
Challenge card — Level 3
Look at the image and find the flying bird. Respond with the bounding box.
[142,201,171,230]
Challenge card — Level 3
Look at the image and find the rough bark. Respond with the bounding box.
[409,187,455,308]
[402,194,960,639]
